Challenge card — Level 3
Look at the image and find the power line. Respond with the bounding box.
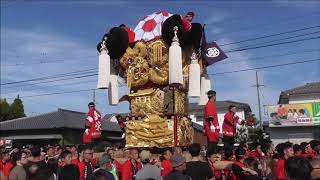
[209,58,320,76]
[2,73,98,88]
[213,11,320,36]
[226,36,320,53]
[1,68,97,85]
[6,89,94,100]
[6,58,319,100]
[2,55,96,67]
[2,76,125,93]
[219,25,320,47]
[2,79,95,92]
[220,48,319,65]
[230,30,320,50]
[3,39,319,88]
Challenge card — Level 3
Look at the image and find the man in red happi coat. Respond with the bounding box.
[203,90,220,153]
[84,102,102,147]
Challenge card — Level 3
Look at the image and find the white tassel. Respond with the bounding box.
[188,52,201,97]
[198,75,212,105]
[169,26,184,85]
[108,74,119,105]
[97,43,110,89]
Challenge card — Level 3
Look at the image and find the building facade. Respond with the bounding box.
[266,82,320,144]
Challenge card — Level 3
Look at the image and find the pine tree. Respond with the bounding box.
[9,95,26,119]
[0,99,10,121]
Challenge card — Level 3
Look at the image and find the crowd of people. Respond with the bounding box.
[1,139,319,180]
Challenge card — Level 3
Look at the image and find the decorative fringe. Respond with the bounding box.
[188,52,201,97]
[169,26,183,85]
[108,74,119,105]
[198,75,212,105]
[97,43,110,89]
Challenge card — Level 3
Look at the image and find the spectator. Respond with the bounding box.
[122,149,142,180]
[70,145,79,165]
[24,146,46,179]
[261,142,274,157]
[163,155,189,180]
[310,140,320,156]
[232,147,247,179]
[92,170,111,180]
[311,158,320,180]
[182,151,192,162]
[65,145,71,152]
[123,149,130,159]
[78,145,95,180]
[285,156,312,180]
[274,142,294,180]
[58,164,80,180]
[55,145,63,158]
[58,150,72,167]
[46,146,55,160]
[114,149,125,179]
[136,150,161,180]
[293,144,303,156]
[301,142,315,159]
[173,147,182,156]
[161,149,173,177]
[9,151,27,180]
[1,150,13,178]
[185,143,213,180]
[107,149,115,160]
[47,158,58,180]
[244,157,260,176]
[95,153,117,180]
[223,147,234,161]
[32,163,54,180]
[250,143,263,159]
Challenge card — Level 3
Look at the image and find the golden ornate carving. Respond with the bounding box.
[117,39,195,148]
[177,117,194,146]
[127,56,150,88]
[125,114,174,148]
[147,40,168,67]
[120,40,170,86]
[129,88,164,116]
[174,90,188,115]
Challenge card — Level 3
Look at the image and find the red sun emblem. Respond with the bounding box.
[142,19,157,32]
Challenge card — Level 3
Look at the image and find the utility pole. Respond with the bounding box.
[254,71,264,127]
[93,89,96,103]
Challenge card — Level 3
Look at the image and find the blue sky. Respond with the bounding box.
[1,0,320,119]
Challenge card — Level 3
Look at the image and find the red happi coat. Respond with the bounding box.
[85,109,102,139]
[222,112,239,137]
[204,101,220,143]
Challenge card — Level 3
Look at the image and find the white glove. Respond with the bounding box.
[210,124,215,132]
[121,133,125,139]
[85,129,89,135]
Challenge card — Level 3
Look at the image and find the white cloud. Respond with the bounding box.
[0,26,132,115]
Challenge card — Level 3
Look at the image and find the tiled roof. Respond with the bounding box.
[0,109,122,132]
[189,100,252,112]
[278,82,320,104]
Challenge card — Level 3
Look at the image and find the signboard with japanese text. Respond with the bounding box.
[267,102,320,127]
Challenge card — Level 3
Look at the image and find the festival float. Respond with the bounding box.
[96,11,227,148]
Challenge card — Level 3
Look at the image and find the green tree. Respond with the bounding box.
[9,95,26,120]
[0,99,10,121]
